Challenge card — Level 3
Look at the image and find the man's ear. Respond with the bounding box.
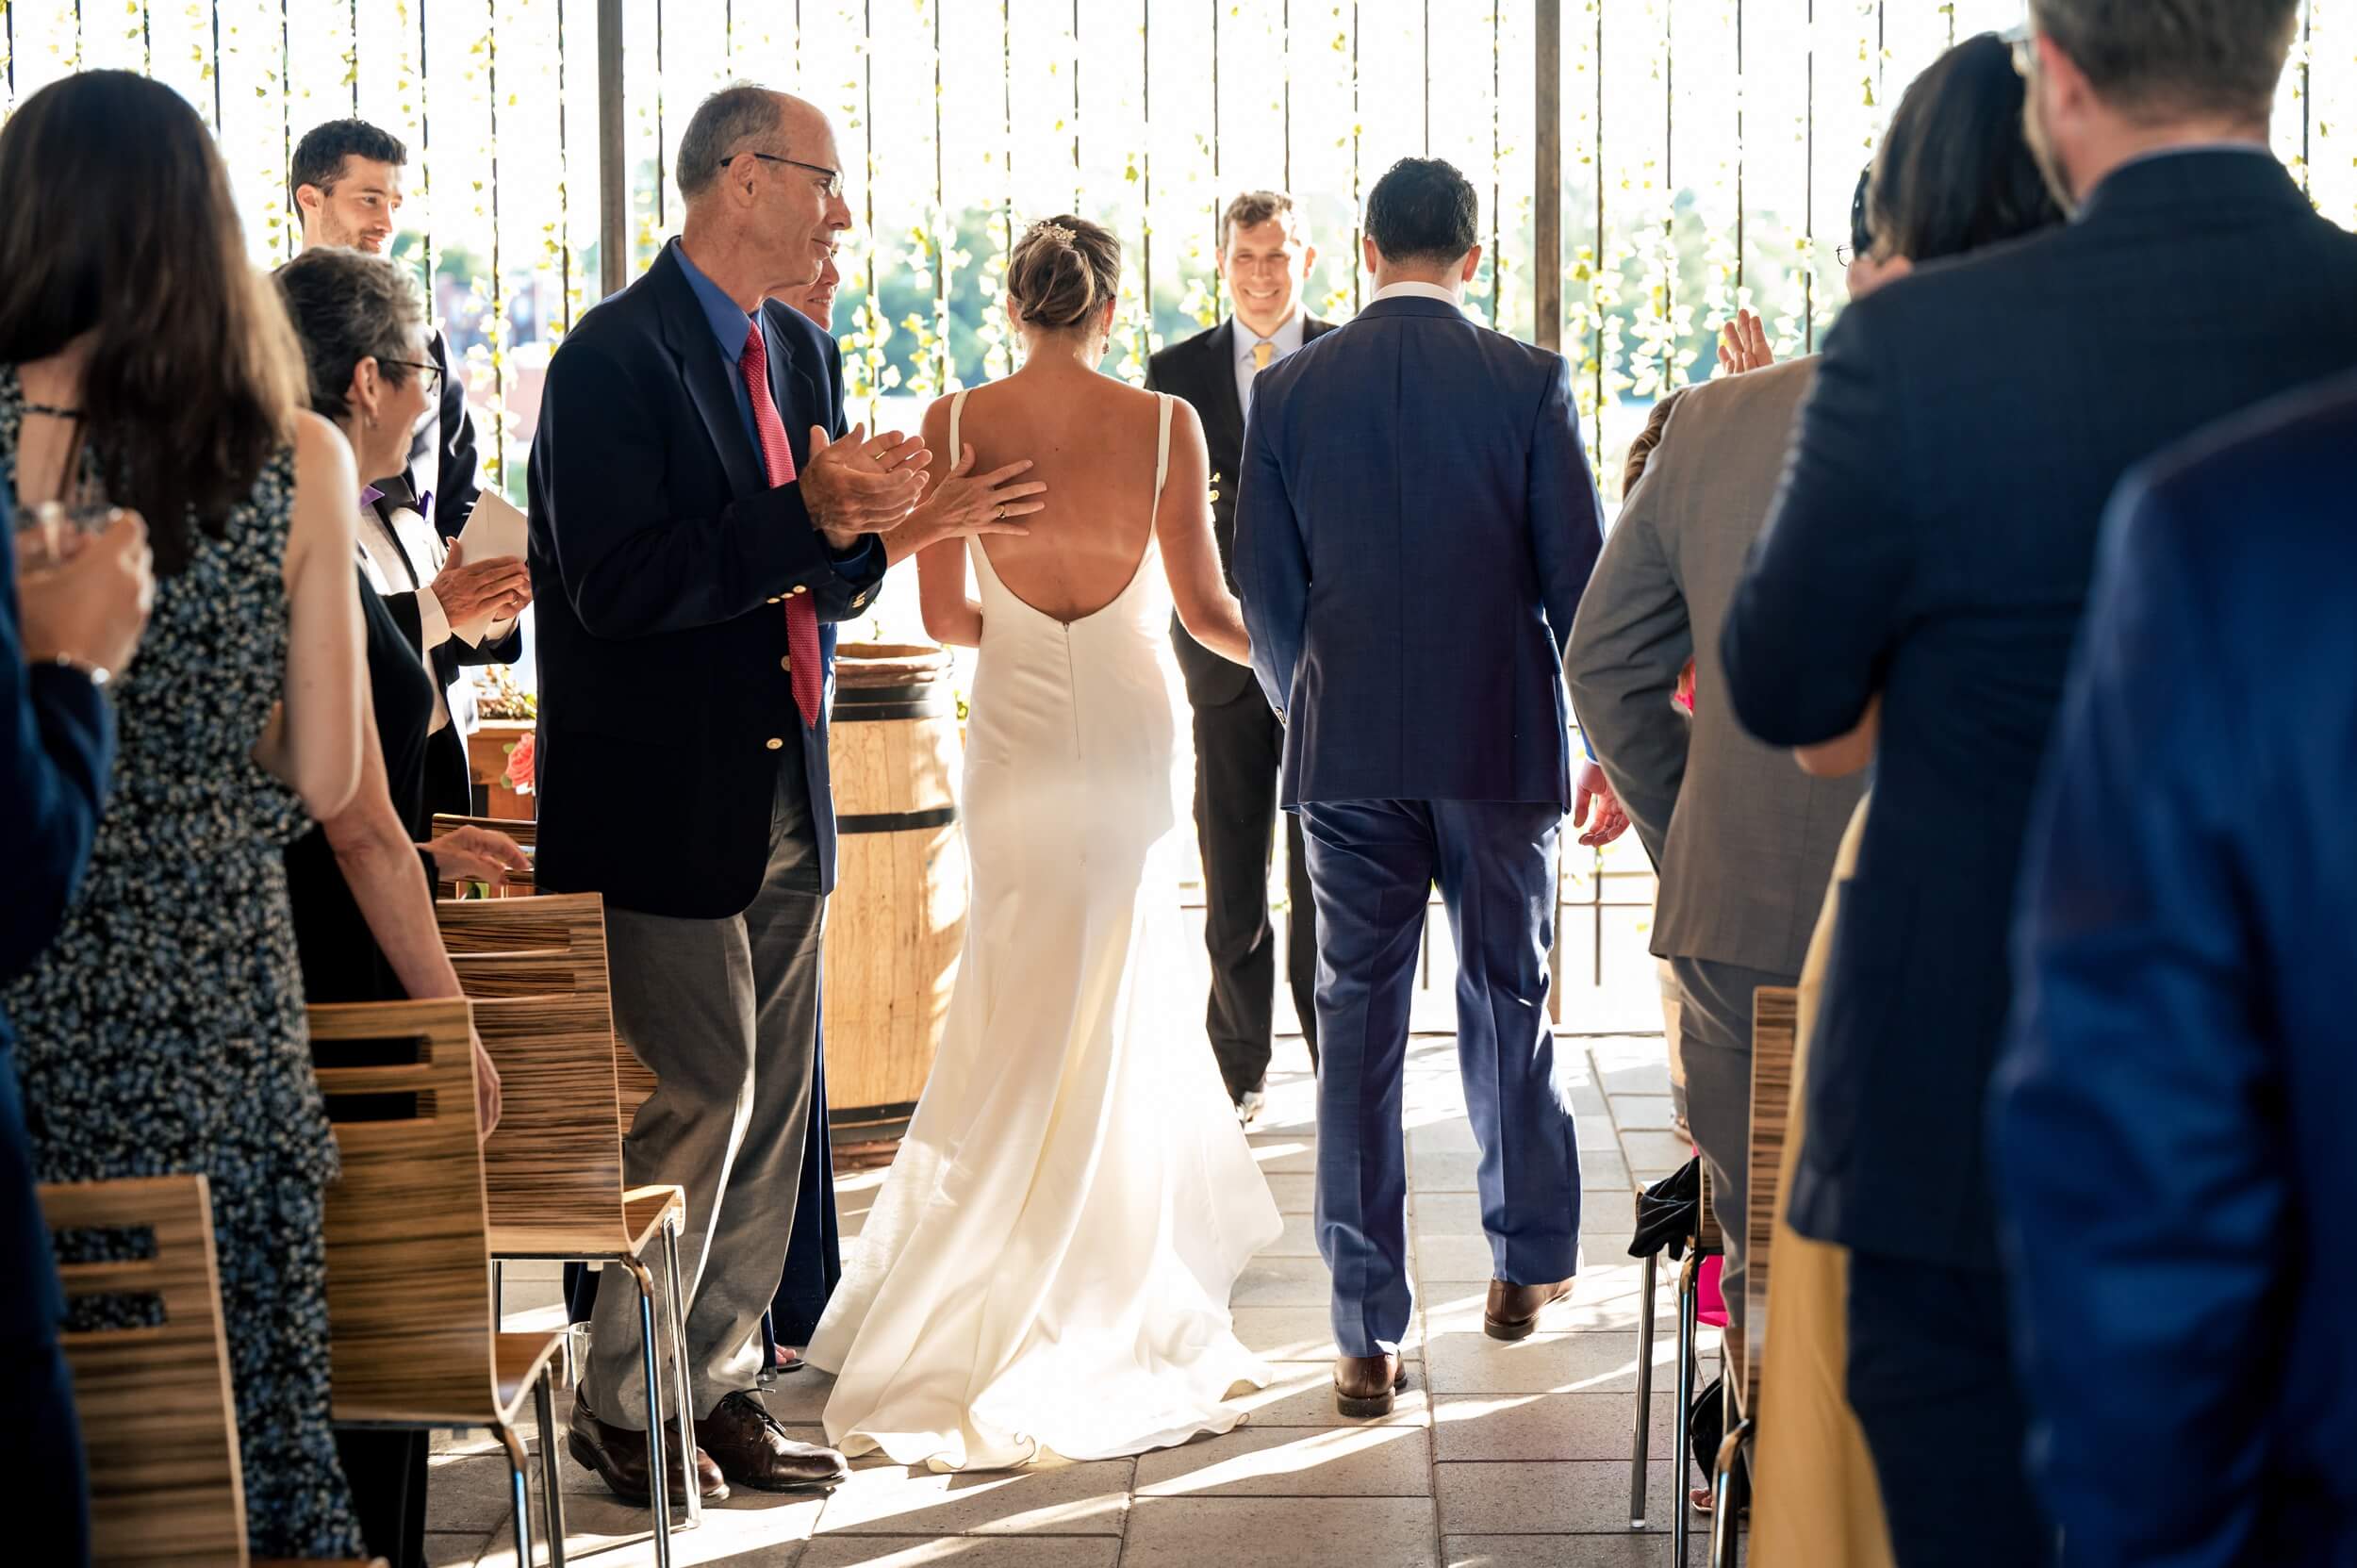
[1460,244,1485,285]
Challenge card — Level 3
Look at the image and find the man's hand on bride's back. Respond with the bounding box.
[888,444,1047,564]
[802,423,933,549]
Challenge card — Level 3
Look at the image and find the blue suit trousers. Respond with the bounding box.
[1300,799,1581,1358]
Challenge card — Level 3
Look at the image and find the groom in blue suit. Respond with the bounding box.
[1235,157,1608,1414]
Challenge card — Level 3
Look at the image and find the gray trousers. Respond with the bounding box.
[1665,955,1792,1345]
[586,768,825,1427]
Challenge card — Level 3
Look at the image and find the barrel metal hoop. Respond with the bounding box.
[836,805,958,834]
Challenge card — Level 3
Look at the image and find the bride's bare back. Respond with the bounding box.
[915,358,1247,659]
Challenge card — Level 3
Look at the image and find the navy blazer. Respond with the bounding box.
[1234,294,1604,811]
[0,487,117,1339]
[527,242,887,915]
[1722,150,2357,1269]
[1994,371,2357,1568]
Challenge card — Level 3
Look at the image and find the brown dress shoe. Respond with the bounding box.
[1484,1277,1575,1341]
[567,1391,728,1506]
[696,1389,850,1491]
[1334,1353,1408,1418]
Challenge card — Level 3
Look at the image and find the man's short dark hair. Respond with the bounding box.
[288,118,407,214]
[1364,158,1479,269]
[2028,0,2301,124]
[1220,190,1301,250]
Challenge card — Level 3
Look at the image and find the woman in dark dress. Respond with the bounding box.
[274,244,523,1566]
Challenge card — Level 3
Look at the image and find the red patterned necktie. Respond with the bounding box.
[739,318,824,729]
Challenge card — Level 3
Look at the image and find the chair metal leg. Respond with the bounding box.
[1673,1252,1700,1567]
[1710,1420,1751,1568]
[620,1256,676,1568]
[1630,1250,1657,1528]
[536,1360,569,1568]
[659,1213,702,1528]
[498,1421,536,1568]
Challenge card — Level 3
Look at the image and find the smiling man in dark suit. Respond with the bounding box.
[1146,190,1334,1121]
[530,83,930,1508]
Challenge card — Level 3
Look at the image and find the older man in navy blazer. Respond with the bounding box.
[530,85,928,1504]
[1235,157,1610,1417]
[1997,370,2357,1568]
[1720,3,2354,1560]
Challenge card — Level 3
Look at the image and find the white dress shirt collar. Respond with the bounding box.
[1369,280,1464,308]
[1233,308,1310,416]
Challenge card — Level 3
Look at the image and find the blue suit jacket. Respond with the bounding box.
[1234,294,1603,810]
[527,242,887,915]
[1,487,117,1339]
[1993,370,2357,1568]
[1721,150,2357,1269]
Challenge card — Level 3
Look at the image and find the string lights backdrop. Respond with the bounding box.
[1,0,2348,507]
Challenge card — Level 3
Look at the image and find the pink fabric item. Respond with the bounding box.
[1699,1254,1728,1328]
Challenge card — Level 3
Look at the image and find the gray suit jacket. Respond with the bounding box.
[1565,358,1863,980]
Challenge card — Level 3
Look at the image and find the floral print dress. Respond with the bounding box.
[0,370,364,1558]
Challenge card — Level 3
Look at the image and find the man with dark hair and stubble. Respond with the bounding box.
[1720,3,2355,1562]
[1146,190,1333,1125]
[1234,157,1615,1417]
[291,117,530,821]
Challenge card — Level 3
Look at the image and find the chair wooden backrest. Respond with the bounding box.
[436,892,653,1136]
[41,1174,248,1568]
[308,998,498,1426]
[1744,984,1801,1415]
[468,994,631,1255]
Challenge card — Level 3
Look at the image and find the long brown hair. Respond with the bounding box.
[0,71,305,573]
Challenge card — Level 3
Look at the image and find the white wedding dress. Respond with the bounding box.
[804,388,1283,1470]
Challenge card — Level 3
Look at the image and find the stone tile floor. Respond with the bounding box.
[425,1032,1721,1567]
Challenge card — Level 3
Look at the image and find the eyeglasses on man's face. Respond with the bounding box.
[721,151,846,200]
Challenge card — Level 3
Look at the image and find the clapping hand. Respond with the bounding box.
[1573,759,1631,849]
[803,423,932,550]
[1716,309,1775,377]
[431,536,532,626]
[905,445,1046,553]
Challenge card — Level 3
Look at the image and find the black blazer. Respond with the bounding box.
[526,240,887,916]
[397,327,483,545]
[1722,150,2357,1270]
[1146,315,1335,703]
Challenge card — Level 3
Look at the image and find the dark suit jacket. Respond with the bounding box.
[1722,149,2357,1270]
[1234,294,1604,811]
[1994,370,2357,1568]
[1146,315,1334,705]
[0,487,116,1338]
[397,327,483,545]
[527,241,887,916]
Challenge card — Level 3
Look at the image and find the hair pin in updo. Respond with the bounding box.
[1025,220,1078,249]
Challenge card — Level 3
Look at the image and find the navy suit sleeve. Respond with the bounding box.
[0,534,114,982]
[1525,352,1605,662]
[1233,379,1302,718]
[432,330,483,542]
[1721,305,1912,746]
[1991,472,2278,1568]
[536,337,882,639]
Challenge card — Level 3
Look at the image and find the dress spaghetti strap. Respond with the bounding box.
[1153,392,1174,505]
[949,387,972,464]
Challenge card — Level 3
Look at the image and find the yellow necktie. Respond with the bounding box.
[1252,340,1275,371]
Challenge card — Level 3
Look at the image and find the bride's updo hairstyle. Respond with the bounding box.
[1006,215,1122,334]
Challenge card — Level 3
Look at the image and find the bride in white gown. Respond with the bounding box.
[804,215,1283,1470]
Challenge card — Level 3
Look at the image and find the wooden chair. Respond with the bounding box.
[434,893,697,1553]
[308,999,570,1567]
[38,1173,378,1567]
[1704,984,1800,1568]
[430,813,537,898]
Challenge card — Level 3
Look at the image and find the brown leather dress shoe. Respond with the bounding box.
[1484,1277,1575,1341]
[1334,1353,1408,1418]
[567,1392,728,1506]
[696,1389,850,1491]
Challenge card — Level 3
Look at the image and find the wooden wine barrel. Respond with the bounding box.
[822,642,968,1146]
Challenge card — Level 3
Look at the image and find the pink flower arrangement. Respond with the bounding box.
[503,733,536,796]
